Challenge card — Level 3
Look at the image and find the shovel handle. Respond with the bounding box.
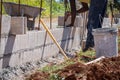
[40,19,69,60]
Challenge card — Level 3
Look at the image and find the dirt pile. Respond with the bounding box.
[25,56,120,80]
[25,71,49,80]
[58,56,120,80]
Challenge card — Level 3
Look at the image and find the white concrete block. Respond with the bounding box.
[3,36,15,54]
[1,15,11,35]
[58,16,83,27]
[10,17,27,35]
[9,53,20,67]
[1,37,8,55]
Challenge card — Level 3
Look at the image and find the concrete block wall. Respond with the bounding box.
[0,27,82,69]
[1,15,118,69]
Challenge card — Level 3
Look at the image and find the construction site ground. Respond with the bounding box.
[24,29,120,80]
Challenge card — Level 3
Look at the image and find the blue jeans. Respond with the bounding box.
[85,0,108,48]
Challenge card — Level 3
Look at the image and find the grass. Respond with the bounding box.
[41,49,95,72]
[41,59,75,73]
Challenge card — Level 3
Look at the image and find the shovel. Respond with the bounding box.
[40,19,69,60]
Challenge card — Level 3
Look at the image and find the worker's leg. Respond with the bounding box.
[98,0,108,28]
[83,0,108,52]
[66,0,76,27]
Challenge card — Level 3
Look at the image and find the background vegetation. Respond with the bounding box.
[2,0,120,17]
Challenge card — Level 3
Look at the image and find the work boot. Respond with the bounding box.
[82,44,94,52]
[82,47,89,52]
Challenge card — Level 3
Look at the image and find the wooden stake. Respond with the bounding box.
[40,19,68,60]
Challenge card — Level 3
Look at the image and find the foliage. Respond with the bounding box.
[107,0,120,14]
[114,0,120,11]
[41,59,74,73]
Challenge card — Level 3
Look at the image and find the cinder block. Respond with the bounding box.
[0,27,84,68]
[8,53,20,67]
[3,35,17,54]
[10,17,27,35]
[0,59,3,70]
[1,15,11,35]
[58,16,83,27]
[0,37,8,55]
[103,18,111,27]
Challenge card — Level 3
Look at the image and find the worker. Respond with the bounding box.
[83,0,108,52]
[64,0,89,27]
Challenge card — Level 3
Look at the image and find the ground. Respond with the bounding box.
[25,27,120,80]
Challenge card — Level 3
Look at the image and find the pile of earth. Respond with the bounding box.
[26,56,120,80]
[58,56,120,80]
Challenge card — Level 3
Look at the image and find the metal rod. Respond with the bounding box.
[18,0,20,16]
[64,0,68,26]
[38,0,42,30]
[40,19,69,60]
[50,0,52,29]
[0,0,2,38]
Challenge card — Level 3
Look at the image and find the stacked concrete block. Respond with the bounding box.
[1,15,11,35]
[3,35,15,54]
[116,18,120,25]
[0,15,11,57]
[0,59,3,69]
[10,17,27,35]
[7,53,20,67]
[58,16,83,27]
[102,18,111,28]
[0,27,82,69]
[0,37,8,55]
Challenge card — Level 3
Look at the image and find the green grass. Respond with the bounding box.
[41,59,75,73]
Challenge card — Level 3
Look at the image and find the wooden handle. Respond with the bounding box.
[40,19,69,60]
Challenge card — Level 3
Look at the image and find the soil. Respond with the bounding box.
[25,71,50,80]
[26,56,120,80]
[58,56,120,80]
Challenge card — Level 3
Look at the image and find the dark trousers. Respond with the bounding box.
[85,0,108,48]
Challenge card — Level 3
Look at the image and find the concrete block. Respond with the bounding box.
[27,31,36,48]
[11,35,20,53]
[2,36,16,54]
[10,17,27,35]
[1,53,20,68]
[0,59,3,70]
[36,31,45,46]
[1,15,11,35]
[22,51,33,63]
[58,16,83,27]
[0,37,8,55]
[103,18,111,27]
[9,53,20,67]
[16,34,28,50]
